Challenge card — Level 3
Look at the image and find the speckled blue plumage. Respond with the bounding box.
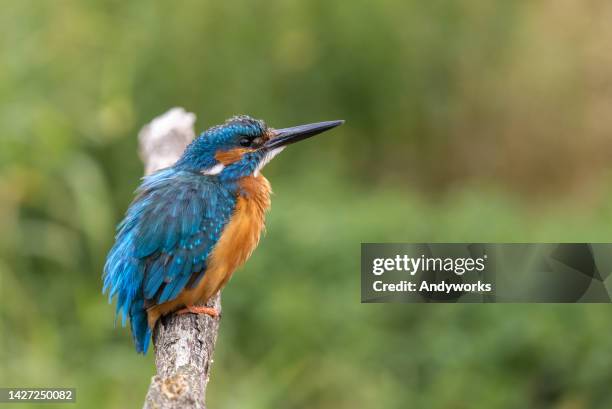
[103,169,236,352]
[103,116,267,353]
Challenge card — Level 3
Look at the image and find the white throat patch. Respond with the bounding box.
[254,147,285,176]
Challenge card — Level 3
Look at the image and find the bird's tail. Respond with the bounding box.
[130,299,151,354]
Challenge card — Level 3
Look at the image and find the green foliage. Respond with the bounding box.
[2,1,612,408]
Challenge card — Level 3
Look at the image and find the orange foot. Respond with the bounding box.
[176,305,220,318]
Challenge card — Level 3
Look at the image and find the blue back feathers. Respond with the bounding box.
[104,116,268,353]
[103,169,236,352]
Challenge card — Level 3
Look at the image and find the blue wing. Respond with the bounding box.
[103,168,236,352]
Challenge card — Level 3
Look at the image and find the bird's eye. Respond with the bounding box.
[239,137,252,147]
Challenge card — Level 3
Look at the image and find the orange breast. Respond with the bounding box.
[147,175,271,328]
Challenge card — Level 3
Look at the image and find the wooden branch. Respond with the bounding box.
[139,108,221,409]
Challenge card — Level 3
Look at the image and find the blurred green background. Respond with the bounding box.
[2,1,612,408]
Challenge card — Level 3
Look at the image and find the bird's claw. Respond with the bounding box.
[176,305,220,318]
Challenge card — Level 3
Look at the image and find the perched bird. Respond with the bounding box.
[103,115,343,353]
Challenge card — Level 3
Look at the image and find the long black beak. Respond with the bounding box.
[264,120,344,150]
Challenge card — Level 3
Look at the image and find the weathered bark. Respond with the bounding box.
[139,108,221,409]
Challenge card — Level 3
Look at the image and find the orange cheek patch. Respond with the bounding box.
[215,148,253,165]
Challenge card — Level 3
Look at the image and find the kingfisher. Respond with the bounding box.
[103,115,343,353]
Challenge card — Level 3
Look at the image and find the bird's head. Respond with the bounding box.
[175,115,344,180]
